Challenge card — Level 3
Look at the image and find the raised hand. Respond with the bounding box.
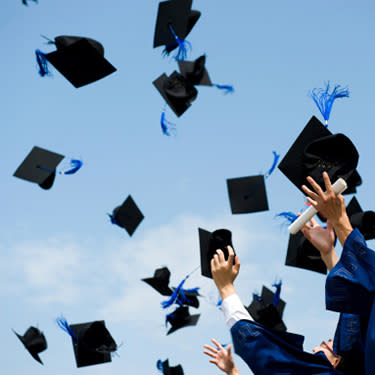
[203,338,239,375]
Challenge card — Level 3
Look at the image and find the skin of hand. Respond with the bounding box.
[211,246,240,300]
[302,172,353,246]
[301,217,339,271]
[203,338,240,375]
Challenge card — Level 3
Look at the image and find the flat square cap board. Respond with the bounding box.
[166,306,200,335]
[178,55,212,86]
[142,267,173,296]
[112,195,144,236]
[13,146,64,189]
[46,37,116,88]
[227,175,269,214]
[153,0,192,47]
[278,116,361,195]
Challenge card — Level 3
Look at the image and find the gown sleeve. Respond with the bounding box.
[326,228,375,375]
[230,320,341,375]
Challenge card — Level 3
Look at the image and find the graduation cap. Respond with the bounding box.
[246,285,287,332]
[153,71,198,117]
[35,35,116,88]
[199,228,235,279]
[227,175,269,214]
[142,267,173,296]
[346,197,375,240]
[13,326,47,364]
[154,0,198,60]
[157,359,184,375]
[109,195,144,236]
[13,146,65,190]
[166,306,200,335]
[163,8,201,55]
[278,116,361,195]
[58,318,117,368]
[178,55,234,93]
[170,287,200,308]
[285,231,327,275]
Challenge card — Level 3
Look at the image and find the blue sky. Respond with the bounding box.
[1,0,375,374]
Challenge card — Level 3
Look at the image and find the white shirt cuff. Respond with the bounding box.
[221,293,251,329]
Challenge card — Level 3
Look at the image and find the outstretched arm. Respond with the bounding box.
[204,339,240,375]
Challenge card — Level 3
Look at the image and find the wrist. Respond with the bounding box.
[320,249,339,271]
[218,284,236,300]
[228,366,240,375]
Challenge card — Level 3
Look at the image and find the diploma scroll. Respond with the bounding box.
[288,178,348,234]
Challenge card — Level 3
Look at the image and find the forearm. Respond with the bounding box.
[331,214,353,247]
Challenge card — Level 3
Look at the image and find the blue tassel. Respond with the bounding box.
[265,151,280,178]
[217,298,223,307]
[163,24,191,61]
[161,277,187,309]
[213,84,234,95]
[35,49,50,77]
[310,82,349,126]
[253,293,262,302]
[60,159,83,175]
[56,316,78,343]
[156,359,163,372]
[272,281,282,306]
[160,110,176,136]
[276,211,298,224]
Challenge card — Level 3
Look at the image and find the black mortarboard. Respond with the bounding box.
[163,8,201,53]
[178,55,212,86]
[69,320,117,368]
[246,286,287,332]
[41,35,116,88]
[110,195,144,236]
[278,116,361,195]
[13,146,64,190]
[346,197,375,240]
[285,231,327,274]
[153,71,198,117]
[227,175,269,214]
[160,359,184,375]
[166,306,200,335]
[142,267,173,296]
[199,228,235,279]
[153,0,193,48]
[13,326,47,364]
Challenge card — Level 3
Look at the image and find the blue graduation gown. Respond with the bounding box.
[231,319,342,375]
[326,229,375,375]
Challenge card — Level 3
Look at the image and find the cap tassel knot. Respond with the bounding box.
[272,280,282,306]
[310,82,349,127]
[35,49,50,77]
[213,83,234,94]
[56,316,78,343]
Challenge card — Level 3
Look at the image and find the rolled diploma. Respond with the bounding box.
[288,178,348,234]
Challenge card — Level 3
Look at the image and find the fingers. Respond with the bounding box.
[211,338,223,351]
[306,176,325,196]
[323,172,334,195]
[306,196,318,207]
[203,344,218,354]
[301,184,320,200]
[234,255,240,274]
[310,217,318,227]
[227,344,232,356]
[216,249,225,263]
[203,350,217,359]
